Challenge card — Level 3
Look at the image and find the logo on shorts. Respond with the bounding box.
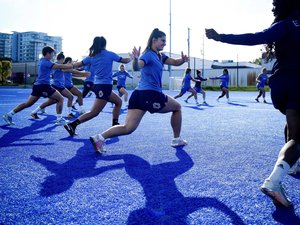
[98,90,103,98]
[42,92,48,97]
[153,102,161,109]
[293,20,300,27]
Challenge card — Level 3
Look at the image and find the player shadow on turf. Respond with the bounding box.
[99,149,245,225]
[0,115,57,148]
[30,137,120,197]
[227,101,248,107]
[272,204,300,224]
[183,106,204,111]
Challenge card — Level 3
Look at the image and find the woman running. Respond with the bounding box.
[255,67,269,103]
[210,68,230,102]
[185,69,208,104]
[174,68,200,105]
[206,0,300,207]
[112,64,133,106]
[63,36,131,136]
[89,28,189,153]
[3,46,75,125]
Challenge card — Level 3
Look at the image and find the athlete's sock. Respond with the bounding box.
[31,106,41,114]
[112,119,119,126]
[8,110,15,116]
[266,160,290,185]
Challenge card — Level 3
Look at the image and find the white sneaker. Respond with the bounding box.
[171,137,187,147]
[3,114,15,125]
[55,118,69,125]
[90,135,106,153]
[260,179,292,207]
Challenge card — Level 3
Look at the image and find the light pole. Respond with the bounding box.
[187,27,190,68]
[169,0,172,77]
[201,35,205,77]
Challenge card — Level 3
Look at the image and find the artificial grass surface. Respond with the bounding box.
[0,88,299,224]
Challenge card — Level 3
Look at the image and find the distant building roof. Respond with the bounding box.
[211,61,261,69]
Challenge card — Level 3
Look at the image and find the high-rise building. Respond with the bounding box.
[0,31,62,62]
[0,32,12,59]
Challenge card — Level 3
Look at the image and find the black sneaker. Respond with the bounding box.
[31,113,40,119]
[64,124,77,136]
[255,98,259,102]
[72,105,77,110]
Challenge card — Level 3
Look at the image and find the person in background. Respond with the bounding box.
[3,46,76,126]
[112,64,133,107]
[210,68,230,102]
[174,68,201,105]
[185,69,208,104]
[255,67,269,103]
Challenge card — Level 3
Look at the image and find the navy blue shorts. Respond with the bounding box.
[180,86,190,95]
[269,71,300,114]
[84,81,94,91]
[31,84,56,98]
[93,84,113,100]
[128,90,168,113]
[51,85,65,92]
[194,87,203,93]
[65,85,74,90]
[117,85,126,92]
[220,85,228,90]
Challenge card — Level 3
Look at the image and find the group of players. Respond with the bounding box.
[2,0,300,209]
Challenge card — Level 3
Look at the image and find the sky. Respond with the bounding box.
[0,0,274,62]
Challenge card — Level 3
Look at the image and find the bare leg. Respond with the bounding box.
[101,109,146,138]
[158,95,182,138]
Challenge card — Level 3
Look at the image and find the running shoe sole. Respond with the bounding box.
[260,187,292,207]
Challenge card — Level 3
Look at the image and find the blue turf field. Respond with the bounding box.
[0,88,299,224]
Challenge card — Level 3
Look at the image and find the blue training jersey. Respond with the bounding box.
[182,73,192,89]
[257,74,268,88]
[34,58,55,85]
[82,49,121,85]
[112,71,132,87]
[218,12,300,72]
[212,74,229,87]
[64,71,73,88]
[51,63,65,88]
[137,50,168,92]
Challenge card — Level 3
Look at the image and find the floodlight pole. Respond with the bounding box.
[188,27,190,68]
[169,0,172,77]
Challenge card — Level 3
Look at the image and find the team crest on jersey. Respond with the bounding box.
[293,20,300,27]
[98,90,103,98]
[153,102,161,109]
[42,92,48,97]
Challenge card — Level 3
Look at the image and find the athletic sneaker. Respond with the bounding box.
[171,137,188,147]
[203,101,207,104]
[184,99,188,103]
[55,118,69,125]
[71,105,77,110]
[64,124,77,136]
[260,180,292,207]
[67,113,77,118]
[255,98,259,102]
[263,100,268,103]
[3,114,15,125]
[90,135,105,153]
[31,113,40,119]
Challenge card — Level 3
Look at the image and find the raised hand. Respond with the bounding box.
[205,28,221,41]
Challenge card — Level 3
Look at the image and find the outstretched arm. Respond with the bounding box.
[165,51,189,66]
